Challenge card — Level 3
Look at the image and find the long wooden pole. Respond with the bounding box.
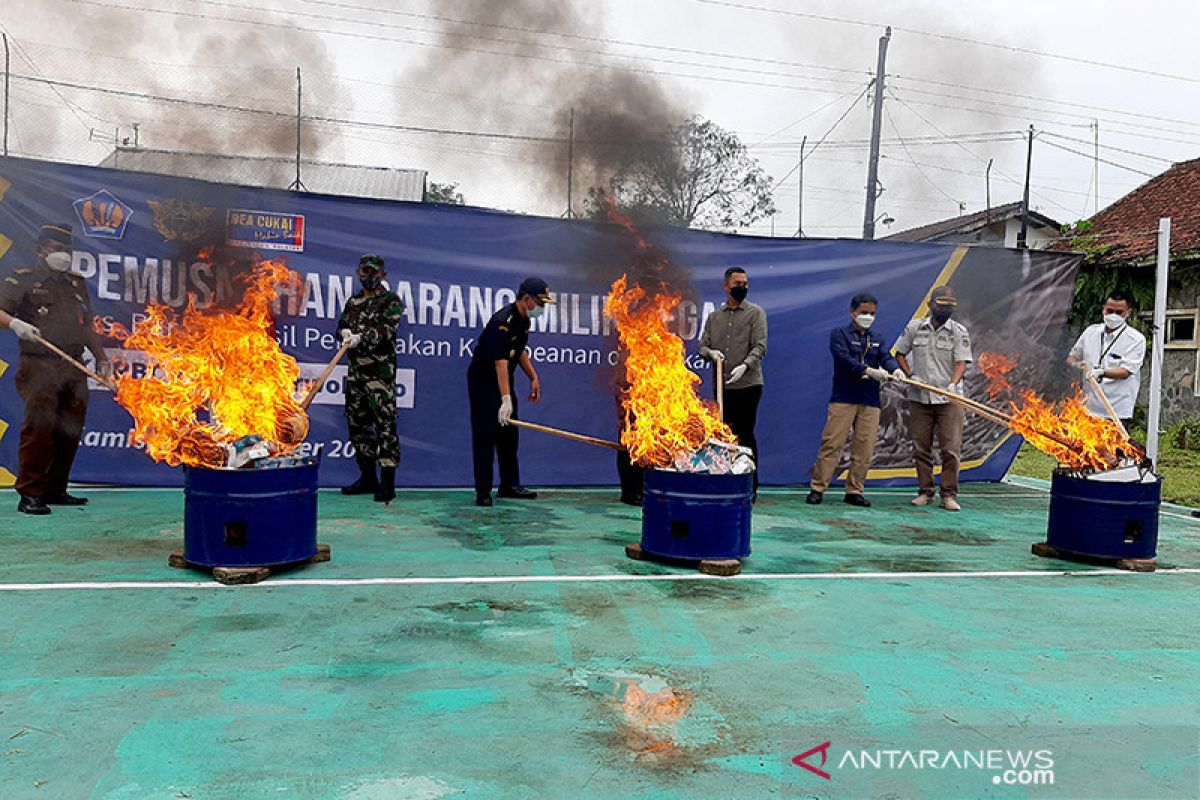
[510,419,624,451]
[1085,370,1130,438]
[33,333,117,391]
[299,339,352,410]
[714,353,725,418]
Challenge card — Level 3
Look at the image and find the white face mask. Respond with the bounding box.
[45,251,72,272]
[854,313,875,330]
[528,306,544,319]
[1103,312,1127,330]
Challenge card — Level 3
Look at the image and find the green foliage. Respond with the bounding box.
[425,181,465,205]
[1059,220,1112,264]
[1067,264,1155,332]
[1169,419,1200,451]
[584,116,777,231]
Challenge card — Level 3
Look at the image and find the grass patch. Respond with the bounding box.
[1007,439,1200,507]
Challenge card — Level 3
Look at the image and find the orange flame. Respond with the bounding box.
[607,275,734,467]
[1007,389,1140,470]
[101,258,307,467]
[977,352,1016,399]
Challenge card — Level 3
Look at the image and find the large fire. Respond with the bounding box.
[977,351,1142,471]
[607,275,734,466]
[99,258,307,467]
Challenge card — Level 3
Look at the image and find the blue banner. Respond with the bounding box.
[0,156,1080,487]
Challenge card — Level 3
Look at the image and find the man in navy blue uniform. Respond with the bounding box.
[806,292,902,507]
[466,277,553,507]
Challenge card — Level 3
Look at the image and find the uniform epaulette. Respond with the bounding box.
[498,325,508,332]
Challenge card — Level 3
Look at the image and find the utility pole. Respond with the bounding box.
[796,135,806,237]
[132,122,139,148]
[566,107,575,218]
[1092,118,1099,216]
[2,33,9,157]
[1017,124,1033,249]
[289,67,305,191]
[861,26,891,240]
[985,157,993,222]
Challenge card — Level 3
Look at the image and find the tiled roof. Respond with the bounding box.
[1061,157,1200,265]
[883,200,1060,242]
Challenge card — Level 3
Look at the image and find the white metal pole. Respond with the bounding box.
[1146,217,1170,466]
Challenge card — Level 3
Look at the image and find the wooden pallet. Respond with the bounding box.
[168,543,332,585]
[624,542,743,576]
[1031,541,1156,573]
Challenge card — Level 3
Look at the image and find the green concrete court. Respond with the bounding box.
[2,480,1200,799]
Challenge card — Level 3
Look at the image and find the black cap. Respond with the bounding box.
[38,223,73,246]
[359,253,385,271]
[517,276,555,303]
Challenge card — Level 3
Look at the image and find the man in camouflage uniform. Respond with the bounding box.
[335,253,405,503]
[0,223,111,515]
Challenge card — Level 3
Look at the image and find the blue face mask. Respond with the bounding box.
[529,306,544,319]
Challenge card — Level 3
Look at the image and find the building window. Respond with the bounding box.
[1165,310,1198,350]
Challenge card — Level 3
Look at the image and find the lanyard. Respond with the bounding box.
[845,328,870,365]
[1095,325,1125,368]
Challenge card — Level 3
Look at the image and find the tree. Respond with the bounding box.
[425,181,465,205]
[587,116,776,231]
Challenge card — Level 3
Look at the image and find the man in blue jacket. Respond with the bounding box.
[806,292,902,507]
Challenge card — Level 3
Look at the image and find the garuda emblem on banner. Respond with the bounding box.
[147,198,216,243]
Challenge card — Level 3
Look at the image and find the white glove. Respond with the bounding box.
[498,394,514,426]
[727,364,747,385]
[339,329,362,349]
[95,360,113,380]
[863,366,889,382]
[8,318,40,342]
[892,368,907,381]
[708,349,725,363]
[1090,367,1106,380]
[949,381,964,396]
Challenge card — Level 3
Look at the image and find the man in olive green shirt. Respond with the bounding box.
[699,267,768,494]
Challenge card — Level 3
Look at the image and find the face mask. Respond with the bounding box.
[1103,313,1126,329]
[529,306,544,319]
[360,275,381,291]
[45,251,72,272]
[854,313,875,329]
[931,307,954,324]
[729,285,748,302]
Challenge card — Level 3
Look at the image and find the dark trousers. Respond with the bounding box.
[15,357,88,498]
[467,374,520,497]
[723,384,763,488]
[617,448,644,501]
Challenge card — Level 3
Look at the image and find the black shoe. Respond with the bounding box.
[843,493,871,508]
[619,494,643,506]
[805,490,823,505]
[17,496,51,516]
[374,467,396,503]
[341,456,378,496]
[497,486,538,499]
[44,493,88,506]
[475,494,493,507]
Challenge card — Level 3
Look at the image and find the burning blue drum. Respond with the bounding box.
[1045,468,1160,561]
[640,469,753,561]
[183,459,319,568]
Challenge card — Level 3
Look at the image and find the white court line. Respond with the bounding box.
[3,568,1200,591]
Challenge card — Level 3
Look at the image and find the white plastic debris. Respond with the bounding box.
[667,439,756,475]
[224,434,276,469]
[1081,464,1159,484]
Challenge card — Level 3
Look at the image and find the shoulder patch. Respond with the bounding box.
[13,268,31,275]
[498,325,508,332]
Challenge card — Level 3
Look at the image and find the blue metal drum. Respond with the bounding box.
[640,469,753,561]
[1045,469,1160,560]
[183,459,319,568]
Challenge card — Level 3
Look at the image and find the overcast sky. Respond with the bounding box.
[5,0,1199,238]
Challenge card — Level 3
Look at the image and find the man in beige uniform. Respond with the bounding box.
[893,286,973,511]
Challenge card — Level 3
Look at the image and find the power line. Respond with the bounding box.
[1037,138,1156,177]
[694,0,1200,85]
[770,86,870,190]
[1038,130,1174,164]
[884,106,958,204]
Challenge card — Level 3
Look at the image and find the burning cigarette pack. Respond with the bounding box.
[252,455,320,471]
[668,439,755,476]
[224,434,277,469]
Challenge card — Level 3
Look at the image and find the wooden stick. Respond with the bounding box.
[714,353,725,418]
[1085,370,1130,438]
[895,374,1077,450]
[510,419,625,451]
[32,333,117,391]
[299,339,353,410]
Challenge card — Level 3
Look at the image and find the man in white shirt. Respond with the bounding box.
[1067,290,1146,430]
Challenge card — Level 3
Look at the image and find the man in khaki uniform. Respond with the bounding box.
[0,223,111,515]
[893,286,973,511]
